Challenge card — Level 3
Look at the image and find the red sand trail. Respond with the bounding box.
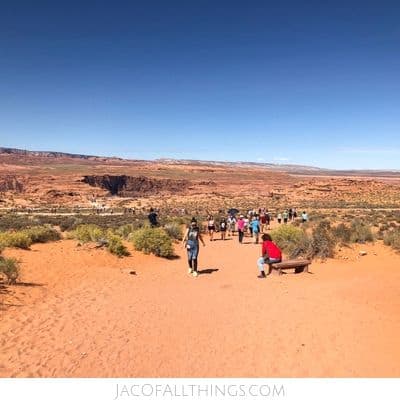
[1,236,399,377]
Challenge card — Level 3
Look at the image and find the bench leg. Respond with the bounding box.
[270,266,280,276]
[304,265,309,273]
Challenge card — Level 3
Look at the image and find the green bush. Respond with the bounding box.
[271,224,306,249]
[24,226,61,243]
[115,224,137,240]
[131,227,175,258]
[0,226,61,250]
[350,219,374,243]
[163,223,183,241]
[383,229,400,251]
[0,231,32,249]
[271,220,337,260]
[106,233,130,257]
[69,225,105,243]
[0,256,20,284]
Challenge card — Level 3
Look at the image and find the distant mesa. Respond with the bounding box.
[81,175,190,197]
[0,146,97,160]
[1,146,399,176]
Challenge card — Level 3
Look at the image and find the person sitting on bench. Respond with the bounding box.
[257,234,282,279]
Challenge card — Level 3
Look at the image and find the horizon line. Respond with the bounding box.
[1,145,400,173]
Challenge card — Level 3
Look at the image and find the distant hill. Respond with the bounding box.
[1,146,399,177]
[0,146,99,160]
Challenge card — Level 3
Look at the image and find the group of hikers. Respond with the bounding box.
[203,209,308,244]
[146,206,308,279]
[181,208,309,279]
[182,216,282,279]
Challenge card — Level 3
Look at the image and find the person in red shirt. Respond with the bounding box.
[257,234,282,278]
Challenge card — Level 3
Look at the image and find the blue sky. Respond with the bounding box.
[1,1,399,169]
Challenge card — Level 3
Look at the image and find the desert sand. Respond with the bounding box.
[1,230,399,378]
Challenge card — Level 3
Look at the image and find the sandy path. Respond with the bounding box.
[0,235,399,377]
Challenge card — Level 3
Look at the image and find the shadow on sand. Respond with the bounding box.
[198,268,219,275]
[13,282,45,287]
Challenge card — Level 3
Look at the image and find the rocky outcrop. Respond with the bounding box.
[81,175,190,196]
[0,176,24,193]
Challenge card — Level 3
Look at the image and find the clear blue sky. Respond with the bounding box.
[1,1,399,169]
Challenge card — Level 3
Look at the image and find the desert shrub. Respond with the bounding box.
[80,215,147,230]
[0,215,39,231]
[59,217,80,232]
[106,233,130,257]
[23,226,61,243]
[0,256,20,284]
[271,224,305,248]
[271,225,309,258]
[68,225,105,243]
[350,219,374,243]
[333,223,352,244]
[163,222,183,241]
[0,231,32,249]
[115,224,137,240]
[379,223,389,233]
[271,221,337,260]
[159,215,191,227]
[287,234,314,259]
[131,227,174,258]
[383,229,400,251]
[309,221,336,259]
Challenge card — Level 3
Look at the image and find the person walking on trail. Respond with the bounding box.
[257,234,282,279]
[250,216,260,244]
[237,215,246,244]
[207,215,216,241]
[243,215,250,236]
[148,208,158,227]
[219,217,227,241]
[182,218,205,277]
[227,214,236,236]
[283,210,288,224]
[265,211,271,230]
[277,212,282,224]
[302,211,308,223]
[260,213,267,233]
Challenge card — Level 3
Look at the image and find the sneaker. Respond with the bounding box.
[187,268,193,274]
[192,271,198,277]
[257,274,266,279]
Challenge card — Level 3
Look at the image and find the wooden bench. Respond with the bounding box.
[268,259,311,275]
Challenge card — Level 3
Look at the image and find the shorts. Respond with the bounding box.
[208,226,215,232]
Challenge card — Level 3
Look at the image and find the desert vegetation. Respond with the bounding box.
[131,227,175,258]
[383,228,400,252]
[0,245,20,284]
[270,217,376,260]
[0,226,61,250]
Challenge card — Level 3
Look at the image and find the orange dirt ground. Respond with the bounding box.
[1,228,399,377]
